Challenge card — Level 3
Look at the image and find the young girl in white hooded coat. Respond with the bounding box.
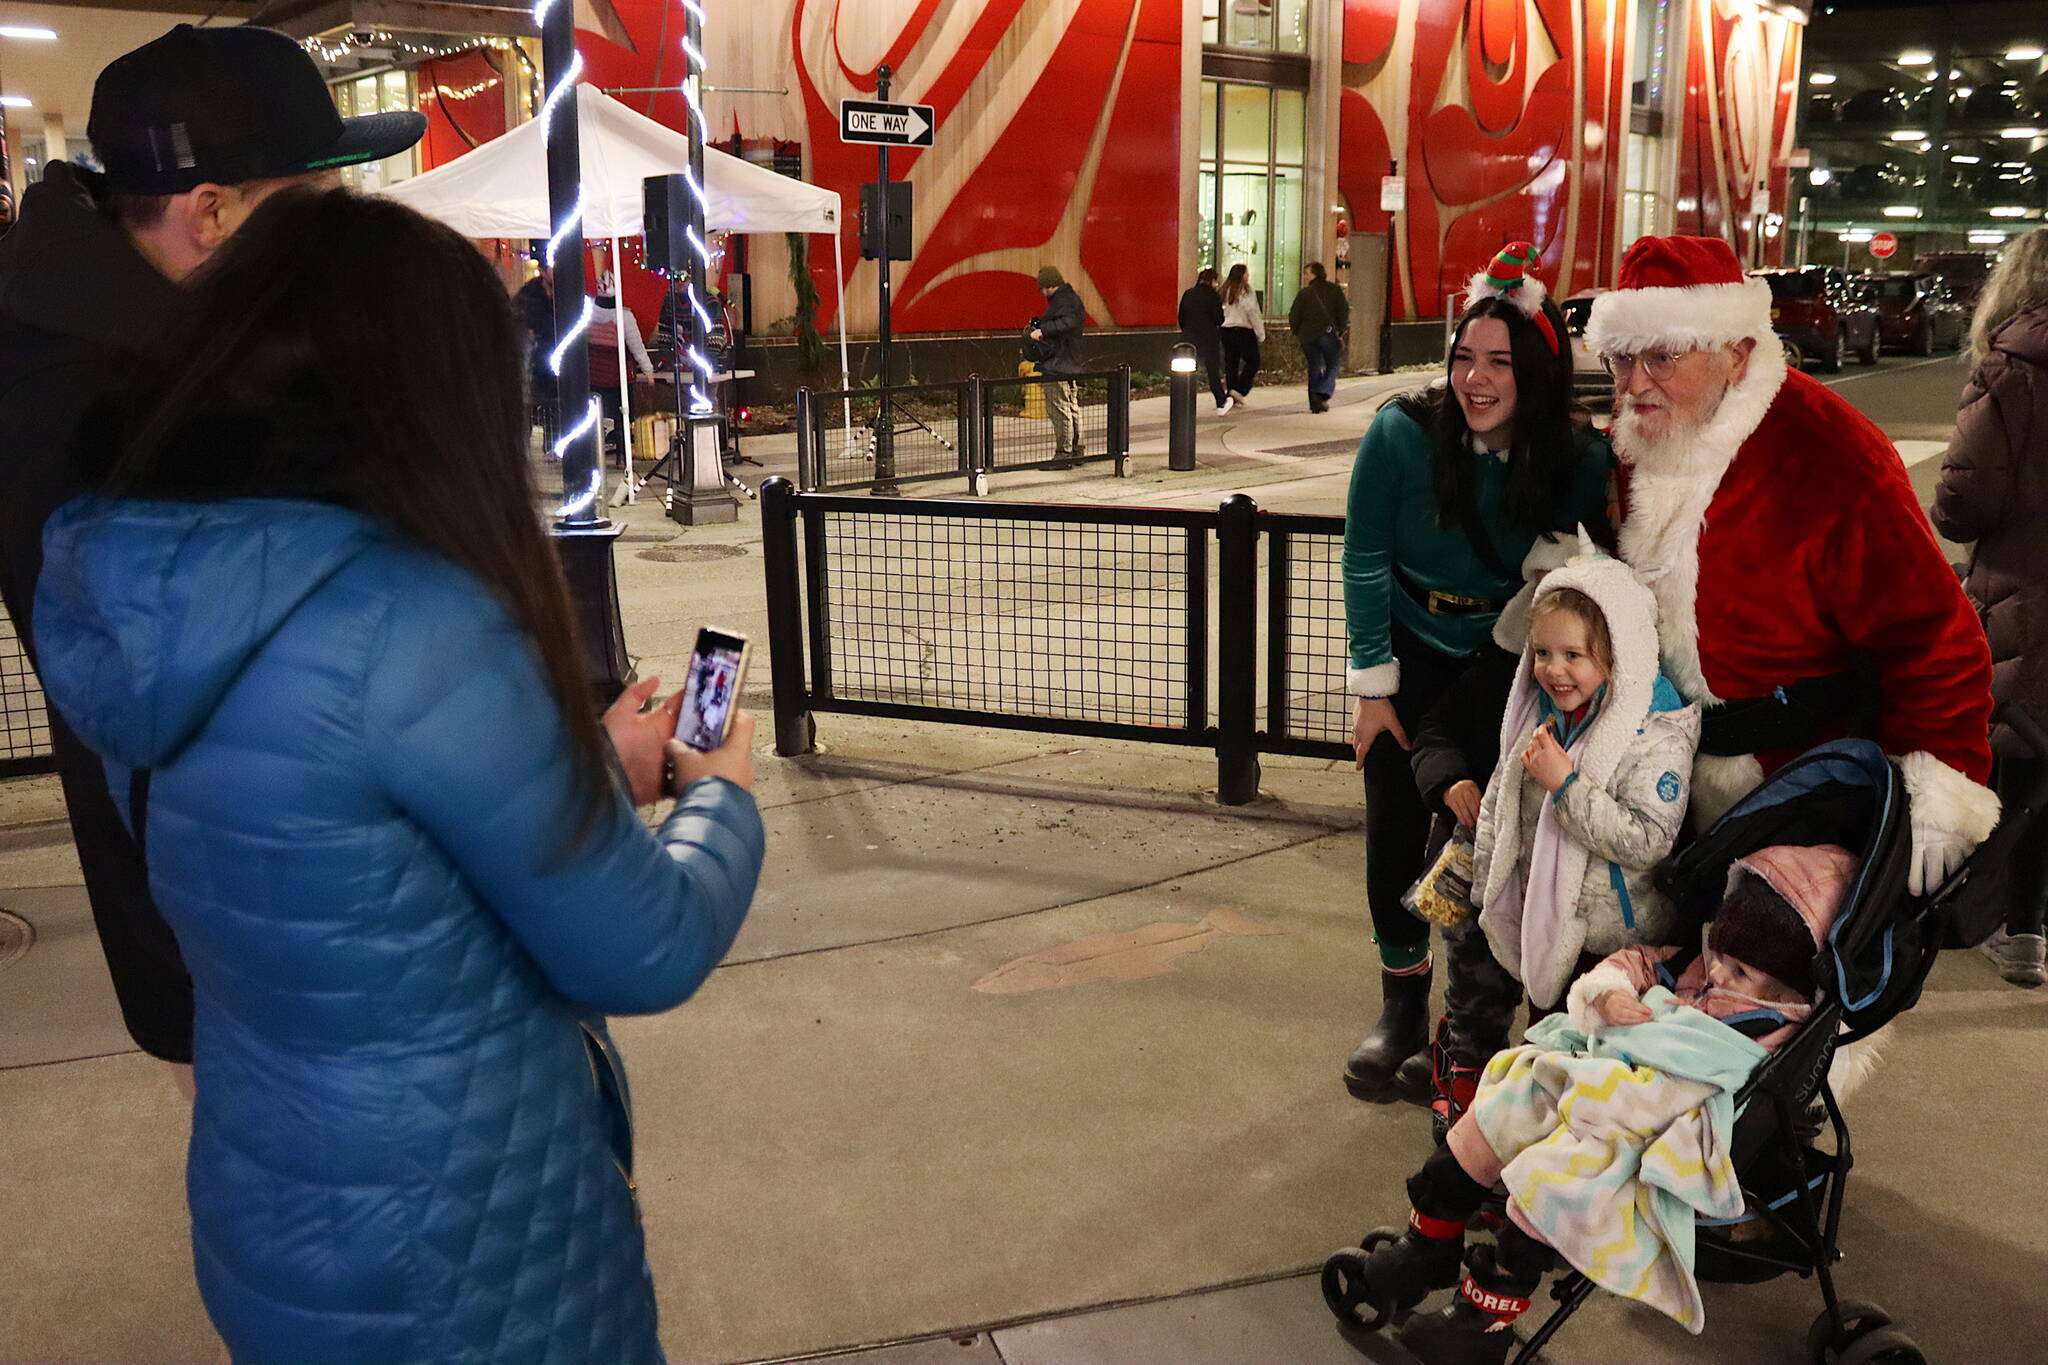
[1471,545,1702,1016]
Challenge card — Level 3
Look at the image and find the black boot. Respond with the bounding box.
[1395,1244,1542,1365]
[1393,1045,1436,1106]
[1321,1215,1464,1331]
[1344,967,1433,1101]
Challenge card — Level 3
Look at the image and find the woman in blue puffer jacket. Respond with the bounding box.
[33,188,765,1364]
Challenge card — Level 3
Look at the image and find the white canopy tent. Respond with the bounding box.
[382,85,851,487]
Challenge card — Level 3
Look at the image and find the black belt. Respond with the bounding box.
[1696,657,1880,757]
[1391,563,1512,618]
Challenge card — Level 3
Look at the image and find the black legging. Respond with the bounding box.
[1184,334,1228,407]
[1999,756,2048,937]
[1361,621,1481,954]
[1221,327,1261,396]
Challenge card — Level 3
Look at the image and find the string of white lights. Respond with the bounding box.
[533,0,601,520]
[678,0,715,414]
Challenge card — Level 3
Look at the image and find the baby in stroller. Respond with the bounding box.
[1325,842,1854,1365]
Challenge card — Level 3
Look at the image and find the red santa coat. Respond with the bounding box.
[1618,352,1995,830]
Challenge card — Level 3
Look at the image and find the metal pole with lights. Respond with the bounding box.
[665,0,740,525]
[536,0,629,694]
[1168,341,1197,472]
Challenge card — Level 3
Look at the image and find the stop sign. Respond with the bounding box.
[1869,231,1899,260]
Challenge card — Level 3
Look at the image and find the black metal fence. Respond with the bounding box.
[796,368,1130,495]
[2,599,56,779]
[761,478,1350,802]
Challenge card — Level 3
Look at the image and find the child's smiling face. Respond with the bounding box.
[1528,612,1609,713]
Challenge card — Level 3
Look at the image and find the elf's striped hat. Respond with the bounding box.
[1465,241,1559,354]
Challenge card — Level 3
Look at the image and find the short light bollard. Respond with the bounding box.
[1168,342,1197,473]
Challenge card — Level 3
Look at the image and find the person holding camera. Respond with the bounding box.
[1029,265,1087,464]
[33,186,766,1363]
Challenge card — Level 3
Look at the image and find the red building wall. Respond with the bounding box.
[1338,0,1799,321]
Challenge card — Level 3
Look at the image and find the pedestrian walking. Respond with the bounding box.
[1179,266,1232,413]
[1220,262,1265,405]
[1933,225,2048,988]
[1340,244,1612,1104]
[1289,261,1350,412]
[1030,265,1087,463]
[0,23,425,1098]
[33,187,768,1364]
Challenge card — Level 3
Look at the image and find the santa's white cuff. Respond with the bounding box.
[1689,753,1765,832]
[1348,662,1401,698]
[1899,750,2001,845]
[1565,962,1640,1036]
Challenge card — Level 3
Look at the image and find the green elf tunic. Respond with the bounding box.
[1343,402,1613,697]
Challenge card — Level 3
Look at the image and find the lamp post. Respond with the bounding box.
[1168,342,1197,472]
[535,0,628,695]
[665,0,740,525]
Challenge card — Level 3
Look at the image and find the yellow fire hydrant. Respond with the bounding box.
[1018,360,1047,421]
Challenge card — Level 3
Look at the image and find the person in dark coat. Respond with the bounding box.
[1289,261,1351,412]
[0,24,424,1088]
[1932,225,2048,987]
[1030,264,1087,461]
[35,186,766,1364]
[1178,266,1231,412]
[514,260,556,435]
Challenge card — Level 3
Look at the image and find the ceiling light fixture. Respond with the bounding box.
[0,94,31,108]
[2006,46,2045,62]
[1989,205,2031,217]
[1897,50,1933,66]
[1810,71,1838,85]
[1882,205,1921,217]
[0,25,56,39]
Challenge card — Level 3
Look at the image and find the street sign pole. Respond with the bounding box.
[874,64,898,494]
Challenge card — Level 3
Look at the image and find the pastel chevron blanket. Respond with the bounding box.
[1467,989,1769,1331]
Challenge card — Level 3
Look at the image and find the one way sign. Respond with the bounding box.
[839,98,936,148]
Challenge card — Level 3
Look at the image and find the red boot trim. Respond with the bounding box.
[1409,1208,1467,1241]
[1458,1275,1531,1325]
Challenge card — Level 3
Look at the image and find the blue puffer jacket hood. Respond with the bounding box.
[35,496,381,770]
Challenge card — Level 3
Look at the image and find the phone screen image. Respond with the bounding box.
[677,629,747,751]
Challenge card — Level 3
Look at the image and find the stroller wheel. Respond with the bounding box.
[1807,1300,1894,1364]
[1321,1247,1395,1333]
[1833,1326,1926,1365]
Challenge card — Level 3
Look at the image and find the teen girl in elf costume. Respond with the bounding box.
[1340,244,1614,1104]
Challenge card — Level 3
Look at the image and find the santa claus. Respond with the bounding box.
[1586,235,1998,894]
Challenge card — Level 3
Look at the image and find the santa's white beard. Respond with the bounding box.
[1613,407,1698,477]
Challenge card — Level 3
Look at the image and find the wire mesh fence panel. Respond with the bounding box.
[1274,527,1351,749]
[982,373,1115,472]
[806,387,970,492]
[814,511,1196,728]
[1,597,55,776]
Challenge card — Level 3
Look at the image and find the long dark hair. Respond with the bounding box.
[96,186,613,841]
[1222,263,1253,305]
[1394,294,1582,537]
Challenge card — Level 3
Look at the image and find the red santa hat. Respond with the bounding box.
[1583,234,1775,358]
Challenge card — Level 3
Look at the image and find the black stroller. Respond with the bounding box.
[1323,716,2047,1365]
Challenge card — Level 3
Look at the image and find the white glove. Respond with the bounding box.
[1907,817,1970,897]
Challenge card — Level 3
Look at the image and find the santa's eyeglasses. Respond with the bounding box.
[1600,348,1684,383]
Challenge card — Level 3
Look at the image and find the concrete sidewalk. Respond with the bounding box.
[2,374,2043,1365]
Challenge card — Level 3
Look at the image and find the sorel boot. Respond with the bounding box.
[1343,965,1432,1101]
[1395,1252,1538,1365]
[1396,1236,1554,1365]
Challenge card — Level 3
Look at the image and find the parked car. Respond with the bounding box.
[1556,290,1614,418]
[1855,272,1969,355]
[1915,251,1999,309]
[1749,267,1879,372]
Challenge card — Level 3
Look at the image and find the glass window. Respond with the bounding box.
[339,72,420,191]
[1275,0,1309,54]
[1202,0,1221,46]
[1212,0,1306,55]
[1199,81,1305,308]
[1631,0,1674,111]
[1222,84,1270,164]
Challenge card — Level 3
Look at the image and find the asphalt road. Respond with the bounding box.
[1812,349,1971,553]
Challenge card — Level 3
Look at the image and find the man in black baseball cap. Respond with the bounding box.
[0,27,423,1094]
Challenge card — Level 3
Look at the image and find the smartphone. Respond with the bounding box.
[675,627,751,752]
